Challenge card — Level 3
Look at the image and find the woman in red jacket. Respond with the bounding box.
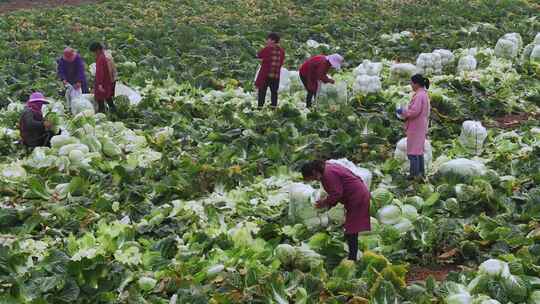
[299,54,343,108]
[301,160,371,261]
[90,42,116,113]
[255,33,285,108]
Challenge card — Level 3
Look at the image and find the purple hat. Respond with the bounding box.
[326,54,344,69]
[27,92,49,104]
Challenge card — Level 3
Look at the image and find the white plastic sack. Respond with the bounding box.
[416,52,442,75]
[287,183,320,223]
[115,82,142,105]
[353,75,382,94]
[531,45,540,62]
[459,121,488,154]
[318,81,347,105]
[433,49,454,66]
[394,138,433,171]
[254,66,291,94]
[327,158,372,189]
[65,84,82,112]
[457,55,477,73]
[390,63,417,80]
[495,34,521,59]
[438,158,487,178]
[353,60,383,77]
[71,95,95,116]
[90,63,96,76]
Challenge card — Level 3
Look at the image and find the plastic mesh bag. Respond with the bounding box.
[459,121,488,155]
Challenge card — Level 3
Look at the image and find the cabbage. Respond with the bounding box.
[294,245,323,271]
[154,127,174,145]
[68,149,86,163]
[377,205,402,225]
[50,135,80,149]
[81,135,102,153]
[502,275,528,303]
[137,276,157,291]
[58,143,89,156]
[438,158,487,178]
[327,206,345,225]
[478,259,511,278]
[405,196,425,208]
[401,204,419,220]
[275,244,296,265]
[446,293,473,304]
[372,188,394,207]
[529,290,540,304]
[1,162,26,180]
[393,218,414,233]
[100,137,122,157]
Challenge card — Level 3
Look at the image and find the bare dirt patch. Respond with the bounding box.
[406,264,461,283]
[0,0,97,14]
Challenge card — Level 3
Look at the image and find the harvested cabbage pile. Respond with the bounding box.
[416,52,443,75]
[494,32,522,59]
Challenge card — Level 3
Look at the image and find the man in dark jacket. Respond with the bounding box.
[19,92,54,148]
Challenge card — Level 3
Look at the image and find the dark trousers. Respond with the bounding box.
[97,98,116,113]
[258,78,279,107]
[345,233,359,261]
[408,155,425,177]
[300,75,316,108]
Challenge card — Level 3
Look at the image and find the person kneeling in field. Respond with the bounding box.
[19,92,55,149]
[301,160,371,261]
[299,53,343,108]
[255,32,285,108]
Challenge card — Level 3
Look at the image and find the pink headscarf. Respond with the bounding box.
[63,47,77,62]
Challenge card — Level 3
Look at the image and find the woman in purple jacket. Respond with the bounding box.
[57,47,89,93]
[301,160,371,261]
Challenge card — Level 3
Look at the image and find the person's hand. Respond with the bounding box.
[62,80,68,86]
[314,200,324,209]
[43,121,52,129]
[396,108,404,115]
[98,85,105,93]
[75,82,82,90]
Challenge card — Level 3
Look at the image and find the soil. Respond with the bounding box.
[0,0,97,14]
[489,112,540,129]
[406,264,461,283]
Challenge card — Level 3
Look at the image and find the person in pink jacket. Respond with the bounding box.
[397,74,431,179]
[301,160,371,261]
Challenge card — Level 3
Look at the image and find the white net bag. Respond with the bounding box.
[458,121,488,155]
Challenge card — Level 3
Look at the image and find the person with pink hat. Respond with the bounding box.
[57,47,88,93]
[19,92,56,148]
[299,53,343,108]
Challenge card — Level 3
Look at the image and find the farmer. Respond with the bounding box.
[57,47,89,93]
[299,54,343,108]
[301,160,371,261]
[19,92,55,148]
[89,42,116,113]
[255,32,285,108]
[396,74,431,179]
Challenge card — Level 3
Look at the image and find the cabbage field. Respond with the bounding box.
[1,0,540,303]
